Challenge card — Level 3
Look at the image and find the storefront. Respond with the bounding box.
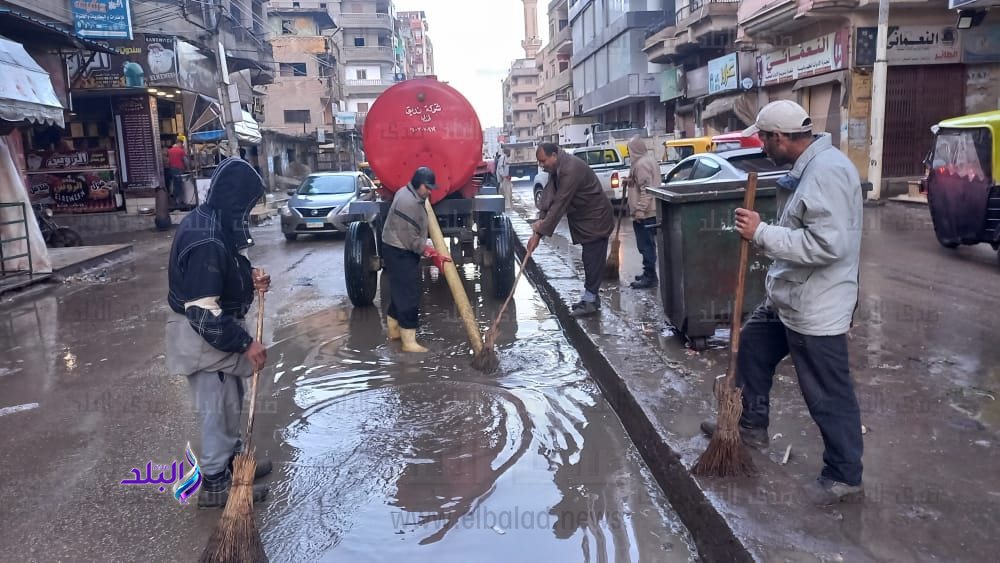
[20,33,255,215]
[701,52,759,135]
[0,35,65,274]
[756,28,851,149]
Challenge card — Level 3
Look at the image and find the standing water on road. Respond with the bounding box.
[255,258,695,562]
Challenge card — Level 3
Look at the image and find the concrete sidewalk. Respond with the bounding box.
[507,189,1000,562]
[0,244,132,298]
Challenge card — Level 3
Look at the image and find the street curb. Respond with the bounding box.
[508,216,753,562]
[52,245,134,279]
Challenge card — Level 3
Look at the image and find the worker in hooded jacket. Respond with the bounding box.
[624,136,660,289]
[381,166,451,352]
[166,157,271,508]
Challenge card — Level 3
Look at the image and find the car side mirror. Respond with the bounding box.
[360,186,372,194]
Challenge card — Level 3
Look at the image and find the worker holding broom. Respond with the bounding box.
[700,100,865,506]
[381,166,452,352]
[166,157,271,508]
[528,142,615,317]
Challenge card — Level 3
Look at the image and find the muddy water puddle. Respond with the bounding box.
[256,265,696,562]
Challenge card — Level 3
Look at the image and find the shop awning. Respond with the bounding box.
[188,111,262,146]
[702,92,758,125]
[0,37,64,127]
[792,70,848,92]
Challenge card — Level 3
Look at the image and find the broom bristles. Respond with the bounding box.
[200,451,268,563]
[691,385,756,477]
[471,331,500,373]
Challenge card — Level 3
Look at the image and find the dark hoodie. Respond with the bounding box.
[167,158,265,353]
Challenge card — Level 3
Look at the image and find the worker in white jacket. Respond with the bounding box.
[701,100,865,507]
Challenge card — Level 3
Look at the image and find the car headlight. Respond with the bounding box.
[336,203,351,215]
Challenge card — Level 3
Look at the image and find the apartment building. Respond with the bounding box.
[503,59,541,143]
[568,0,669,136]
[398,10,435,77]
[645,0,1000,191]
[535,0,589,143]
[338,0,404,122]
[261,3,338,180]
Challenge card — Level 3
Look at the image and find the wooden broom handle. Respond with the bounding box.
[725,173,758,386]
[244,284,266,443]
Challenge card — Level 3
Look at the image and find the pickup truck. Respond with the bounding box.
[532,145,674,207]
[531,146,627,208]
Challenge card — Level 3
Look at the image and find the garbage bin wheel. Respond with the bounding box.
[491,214,515,300]
[345,221,379,307]
[690,336,709,351]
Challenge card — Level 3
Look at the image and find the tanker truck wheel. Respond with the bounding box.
[345,221,379,307]
[491,215,515,299]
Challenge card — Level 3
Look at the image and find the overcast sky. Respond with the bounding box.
[393,0,547,129]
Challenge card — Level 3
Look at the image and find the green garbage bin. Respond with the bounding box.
[648,180,779,350]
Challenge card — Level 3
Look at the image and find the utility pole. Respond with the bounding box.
[866,0,890,200]
[212,0,240,156]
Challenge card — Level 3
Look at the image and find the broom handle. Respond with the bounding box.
[244,285,266,444]
[725,172,758,386]
[487,245,535,338]
[425,199,485,355]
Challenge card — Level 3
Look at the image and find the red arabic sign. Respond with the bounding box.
[757,29,849,86]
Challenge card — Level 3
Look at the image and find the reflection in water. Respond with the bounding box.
[259,262,693,562]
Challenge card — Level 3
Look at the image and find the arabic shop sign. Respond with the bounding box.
[708,53,739,95]
[855,26,962,66]
[962,24,1000,64]
[67,34,178,90]
[757,29,849,87]
[120,443,202,505]
[72,0,133,40]
[660,66,682,102]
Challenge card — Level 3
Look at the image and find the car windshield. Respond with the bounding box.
[297,175,355,195]
[727,154,789,174]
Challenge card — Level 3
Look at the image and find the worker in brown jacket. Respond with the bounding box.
[528,142,615,316]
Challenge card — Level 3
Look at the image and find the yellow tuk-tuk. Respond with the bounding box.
[926,110,1000,253]
[663,136,713,163]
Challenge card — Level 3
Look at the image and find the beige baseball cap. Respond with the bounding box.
[742,100,813,137]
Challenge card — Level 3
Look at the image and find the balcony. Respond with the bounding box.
[511,82,537,96]
[338,12,394,31]
[344,79,395,96]
[547,23,572,55]
[738,0,857,36]
[537,69,572,100]
[513,101,537,113]
[674,0,739,51]
[643,25,679,64]
[343,45,395,63]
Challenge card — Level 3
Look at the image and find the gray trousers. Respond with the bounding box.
[187,370,245,476]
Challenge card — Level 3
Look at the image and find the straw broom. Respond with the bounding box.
[691,173,759,478]
[200,277,269,563]
[604,192,628,280]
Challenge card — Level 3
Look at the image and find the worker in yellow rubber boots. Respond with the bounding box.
[381,166,451,352]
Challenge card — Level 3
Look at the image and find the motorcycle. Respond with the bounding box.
[33,203,83,247]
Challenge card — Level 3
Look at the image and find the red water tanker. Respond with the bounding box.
[343,78,513,307]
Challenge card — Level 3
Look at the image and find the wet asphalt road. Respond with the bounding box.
[0,196,696,562]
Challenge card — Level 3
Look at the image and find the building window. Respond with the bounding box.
[292,2,300,7]
[284,110,311,124]
[281,19,295,35]
[357,102,369,113]
[355,69,367,79]
[279,63,308,77]
[354,37,365,47]
[320,2,327,7]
